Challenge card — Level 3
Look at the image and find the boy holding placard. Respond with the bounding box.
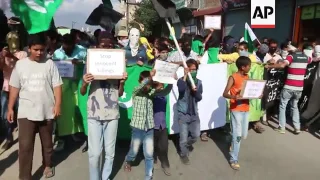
[80,31,128,180]
[123,70,172,180]
[223,56,251,170]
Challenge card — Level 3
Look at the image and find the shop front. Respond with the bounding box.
[293,0,320,44]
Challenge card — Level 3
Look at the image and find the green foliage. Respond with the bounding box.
[130,0,159,36]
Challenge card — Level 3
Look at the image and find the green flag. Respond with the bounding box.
[11,0,62,34]
[244,22,257,53]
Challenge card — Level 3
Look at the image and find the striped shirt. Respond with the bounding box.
[283,53,312,91]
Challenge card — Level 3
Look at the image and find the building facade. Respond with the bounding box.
[293,0,320,44]
[223,0,295,43]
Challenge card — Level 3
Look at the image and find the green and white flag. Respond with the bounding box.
[11,0,62,34]
[244,22,258,53]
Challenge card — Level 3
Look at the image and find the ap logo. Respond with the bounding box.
[251,0,275,28]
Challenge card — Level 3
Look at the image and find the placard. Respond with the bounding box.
[240,80,266,99]
[54,60,75,78]
[204,15,221,30]
[153,60,179,84]
[87,49,125,80]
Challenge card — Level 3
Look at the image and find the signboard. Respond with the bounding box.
[222,0,249,11]
[87,49,125,80]
[240,80,266,99]
[301,5,315,20]
[201,0,222,9]
[204,15,222,29]
[153,60,179,84]
[54,60,75,78]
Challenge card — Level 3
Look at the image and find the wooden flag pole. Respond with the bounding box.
[165,18,196,88]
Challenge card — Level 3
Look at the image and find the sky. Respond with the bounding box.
[5,0,123,31]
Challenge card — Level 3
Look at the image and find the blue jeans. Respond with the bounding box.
[1,91,18,140]
[229,111,249,163]
[88,119,118,180]
[178,113,201,157]
[279,88,302,130]
[126,127,154,180]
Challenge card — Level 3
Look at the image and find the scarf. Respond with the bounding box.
[207,47,220,64]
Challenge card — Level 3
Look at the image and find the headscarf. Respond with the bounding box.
[129,28,140,56]
[140,37,154,60]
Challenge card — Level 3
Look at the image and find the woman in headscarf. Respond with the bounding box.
[125,28,147,66]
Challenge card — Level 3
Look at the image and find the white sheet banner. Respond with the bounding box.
[168,63,228,134]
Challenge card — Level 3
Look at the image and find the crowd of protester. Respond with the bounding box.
[1,15,320,180]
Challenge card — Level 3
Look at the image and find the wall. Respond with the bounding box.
[224,9,250,40]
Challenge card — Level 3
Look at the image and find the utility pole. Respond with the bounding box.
[72,21,77,29]
[126,1,129,30]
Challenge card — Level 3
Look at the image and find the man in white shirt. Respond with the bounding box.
[166,37,198,65]
[263,39,283,64]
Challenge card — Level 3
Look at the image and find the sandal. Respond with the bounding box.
[124,162,131,172]
[200,132,209,142]
[43,167,55,178]
[253,122,265,133]
[230,162,240,170]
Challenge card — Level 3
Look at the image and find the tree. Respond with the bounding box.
[129,0,159,36]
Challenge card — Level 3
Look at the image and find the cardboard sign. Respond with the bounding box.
[204,15,221,30]
[54,60,75,78]
[153,60,179,84]
[240,80,266,99]
[87,49,125,80]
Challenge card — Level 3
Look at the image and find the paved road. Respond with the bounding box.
[1,121,320,180]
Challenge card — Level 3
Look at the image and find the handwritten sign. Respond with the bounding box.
[240,80,266,99]
[54,61,75,78]
[153,60,179,84]
[87,49,125,80]
[204,15,221,30]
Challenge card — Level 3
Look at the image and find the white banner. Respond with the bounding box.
[168,63,228,134]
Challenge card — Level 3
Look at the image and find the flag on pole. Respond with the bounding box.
[244,22,258,53]
[11,0,62,34]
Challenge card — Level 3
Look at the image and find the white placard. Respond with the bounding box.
[54,60,75,78]
[240,80,266,99]
[169,63,228,134]
[87,49,125,80]
[204,15,221,30]
[153,60,179,84]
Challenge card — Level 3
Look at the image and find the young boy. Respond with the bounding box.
[124,70,172,180]
[223,56,251,170]
[177,59,203,165]
[80,31,128,180]
[8,33,62,179]
[153,81,171,176]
